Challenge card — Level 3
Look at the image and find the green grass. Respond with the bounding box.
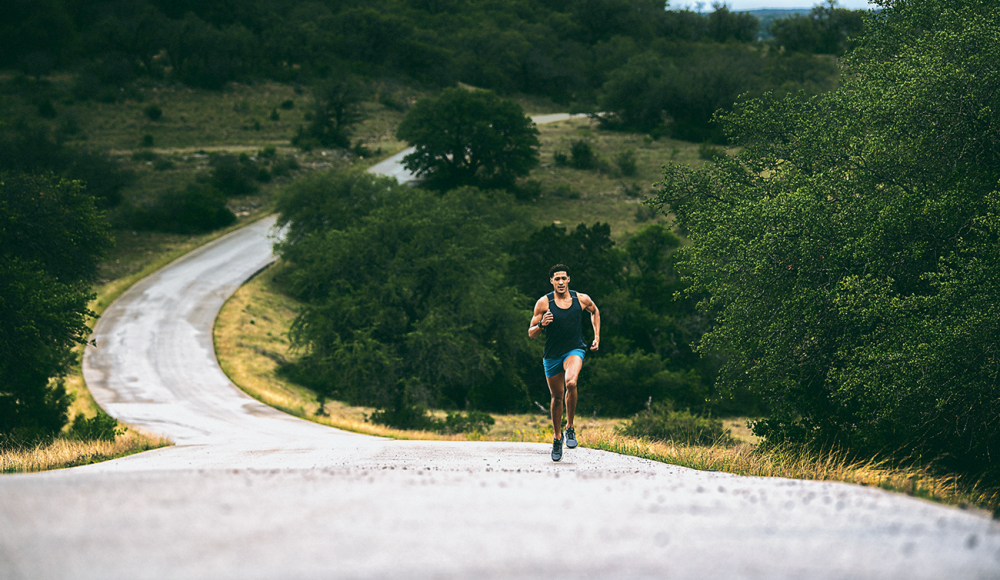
[526,116,716,241]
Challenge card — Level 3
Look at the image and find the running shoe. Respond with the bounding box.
[564,427,578,449]
[551,438,563,462]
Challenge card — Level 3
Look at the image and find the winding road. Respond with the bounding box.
[1,115,998,579]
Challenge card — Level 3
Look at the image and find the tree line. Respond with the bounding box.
[653,0,1000,485]
[3,0,864,142]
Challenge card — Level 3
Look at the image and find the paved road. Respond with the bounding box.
[2,115,999,579]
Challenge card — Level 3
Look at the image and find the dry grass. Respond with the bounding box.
[583,428,1000,515]
[0,429,171,474]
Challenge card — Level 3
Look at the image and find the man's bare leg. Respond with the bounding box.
[562,355,583,430]
[546,373,566,440]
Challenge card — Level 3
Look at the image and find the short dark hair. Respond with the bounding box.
[549,264,570,279]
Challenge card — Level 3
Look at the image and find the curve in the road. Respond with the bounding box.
[1,113,997,580]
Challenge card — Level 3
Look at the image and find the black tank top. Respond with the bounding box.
[543,290,588,359]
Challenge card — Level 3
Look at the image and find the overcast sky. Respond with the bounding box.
[673,0,876,10]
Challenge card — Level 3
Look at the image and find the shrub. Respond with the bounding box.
[553,149,569,166]
[583,352,706,417]
[258,145,277,158]
[697,141,726,161]
[439,410,495,434]
[269,108,280,121]
[37,99,57,119]
[280,99,295,110]
[618,400,734,446]
[209,153,258,196]
[615,148,638,176]
[270,155,299,177]
[570,139,597,169]
[141,134,154,147]
[66,412,125,442]
[153,158,174,171]
[144,105,163,121]
[128,184,236,234]
[514,179,543,202]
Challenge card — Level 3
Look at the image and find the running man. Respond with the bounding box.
[528,264,600,461]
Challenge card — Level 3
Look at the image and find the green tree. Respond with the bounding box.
[396,88,540,191]
[770,0,865,55]
[652,0,1000,480]
[275,171,535,420]
[296,76,366,149]
[1,172,113,442]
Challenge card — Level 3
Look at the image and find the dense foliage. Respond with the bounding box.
[769,0,865,56]
[274,171,730,423]
[507,223,722,416]
[275,171,535,418]
[0,120,131,209]
[2,0,858,143]
[397,88,540,191]
[0,172,112,442]
[653,0,1000,480]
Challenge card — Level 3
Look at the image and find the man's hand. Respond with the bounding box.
[539,311,553,327]
[590,338,600,351]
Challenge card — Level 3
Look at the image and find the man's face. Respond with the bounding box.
[550,272,569,293]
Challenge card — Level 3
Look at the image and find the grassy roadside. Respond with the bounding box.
[0,430,172,474]
[1,213,281,474]
[216,261,1000,516]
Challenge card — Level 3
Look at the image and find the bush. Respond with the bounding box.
[154,158,175,171]
[66,412,125,442]
[209,153,258,196]
[280,99,295,110]
[144,105,163,121]
[697,141,726,161]
[552,149,569,166]
[0,121,131,208]
[514,179,543,202]
[141,134,154,147]
[270,155,299,178]
[439,410,495,434]
[583,352,706,417]
[37,99,57,119]
[618,400,734,446]
[127,184,236,234]
[570,139,597,169]
[615,148,638,176]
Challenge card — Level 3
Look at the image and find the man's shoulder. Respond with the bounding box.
[534,294,550,308]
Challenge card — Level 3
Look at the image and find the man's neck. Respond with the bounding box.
[553,288,571,300]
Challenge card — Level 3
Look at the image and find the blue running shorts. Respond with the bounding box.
[543,349,586,377]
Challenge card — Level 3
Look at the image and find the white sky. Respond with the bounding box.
[672,0,876,10]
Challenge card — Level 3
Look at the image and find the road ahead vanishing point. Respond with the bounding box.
[1,115,998,580]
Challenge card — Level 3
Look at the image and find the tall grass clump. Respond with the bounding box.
[1,429,171,473]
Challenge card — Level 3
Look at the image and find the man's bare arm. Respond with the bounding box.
[528,296,551,339]
[580,294,600,350]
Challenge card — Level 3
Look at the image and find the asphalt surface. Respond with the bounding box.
[2,114,999,579]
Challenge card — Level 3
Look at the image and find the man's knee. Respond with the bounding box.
[565,376,578,391]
